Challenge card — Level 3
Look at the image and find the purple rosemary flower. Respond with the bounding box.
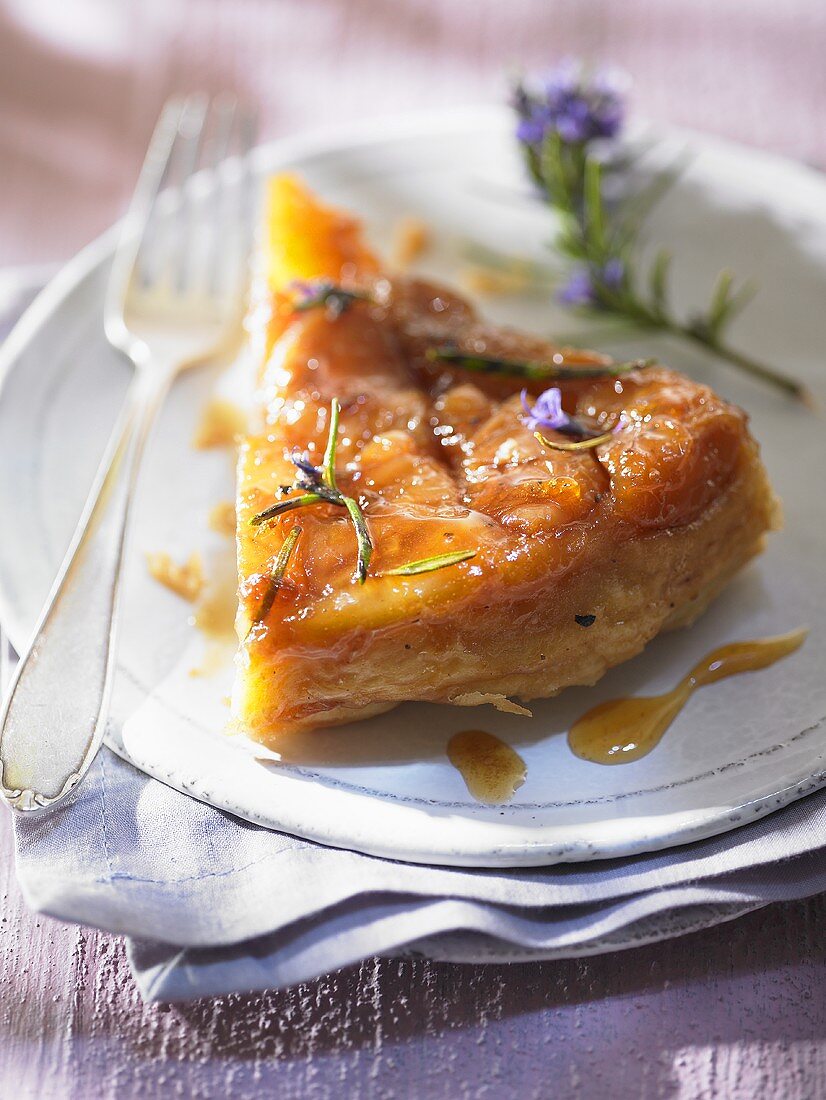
[290,451,323,489]
[515,104,554,146]
[520,387,613,443]
[556,269,597,307]
[601,257,625,289]
[557,259,625,307]
[520,387,576,434]
[515,60,627,149]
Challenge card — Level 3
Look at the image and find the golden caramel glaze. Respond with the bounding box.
[569,628,807,765]
[233,177,780,742]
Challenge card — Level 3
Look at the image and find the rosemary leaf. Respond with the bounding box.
[322,396,341,491]
[294,283,369,318]
[250,491,337,527]
[584,158,606,251]
[648,249,671,320]
[707,269,736,339]
[341,492,373,584]
[690,334,814,406]
[255,526,302,625]
[708,273,758,340]
[385,550,477,576]
[426,346,654,380]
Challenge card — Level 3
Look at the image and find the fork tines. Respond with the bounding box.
[106,93,258,339]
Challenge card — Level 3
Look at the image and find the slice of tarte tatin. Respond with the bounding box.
[232,175,780,744]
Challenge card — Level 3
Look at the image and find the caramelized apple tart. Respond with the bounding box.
[232,175,780,744]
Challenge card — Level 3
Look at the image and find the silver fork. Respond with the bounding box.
[0,95,256,813]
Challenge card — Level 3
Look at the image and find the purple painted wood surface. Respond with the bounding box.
[1,806,824,1099]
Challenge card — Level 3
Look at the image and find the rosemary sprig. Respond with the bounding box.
[426,346,654,381]
[513,65,812,405]
[385,550,477,576]
[255,525,302,625]
[293,281,370,319]
[249,398,373,584]
[567,160,808,402]
[322,397,372,583]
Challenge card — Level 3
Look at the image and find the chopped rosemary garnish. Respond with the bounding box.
[293,281,370,319]
[322,396,341,490]
[534,429,615,451]
[322,397,372,583]
[249,398,373,584]
[250,491,336,526]
[385,550,477,576]
[342,495,373,583]
[255,525,302,625]
[426,346,654,380]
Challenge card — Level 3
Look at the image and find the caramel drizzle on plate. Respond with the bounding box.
[447,729,527,804]
[568,628,808,765]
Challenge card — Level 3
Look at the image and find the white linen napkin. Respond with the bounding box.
[3,272,825,1002]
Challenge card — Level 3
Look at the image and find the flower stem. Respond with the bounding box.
[426,346,653,380]
[680,328,815,406]
[564,310,813,405]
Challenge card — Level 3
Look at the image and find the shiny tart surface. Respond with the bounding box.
[232,175,779,744]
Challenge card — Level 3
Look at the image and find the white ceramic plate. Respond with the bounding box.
[1,108,825,867]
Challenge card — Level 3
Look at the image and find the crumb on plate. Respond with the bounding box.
[146,551,205,602]
[193,398,247,450]
[209,500,237,537]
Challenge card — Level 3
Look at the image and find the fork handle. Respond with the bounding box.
[0,368,169,813]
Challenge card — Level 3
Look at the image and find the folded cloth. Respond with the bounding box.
[13,747,826,1001]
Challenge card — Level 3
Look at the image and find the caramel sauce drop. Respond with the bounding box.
[447,730,527,804]
[569,628,808,766]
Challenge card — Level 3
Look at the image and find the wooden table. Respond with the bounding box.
[2,806,824,1098]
